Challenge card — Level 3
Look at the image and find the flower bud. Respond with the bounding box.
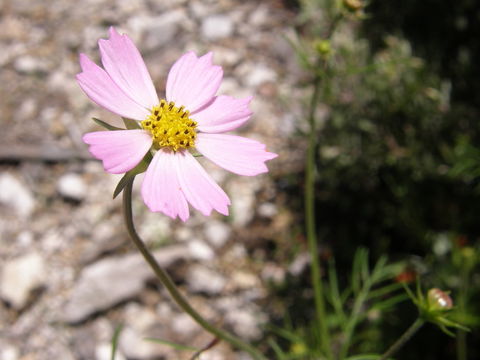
[315,40,331,57]
[343,0,363,11]
[427,288,453,311]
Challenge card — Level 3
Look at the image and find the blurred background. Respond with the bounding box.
[0,0,479,359]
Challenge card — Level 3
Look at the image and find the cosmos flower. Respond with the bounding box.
[77,27,277,221]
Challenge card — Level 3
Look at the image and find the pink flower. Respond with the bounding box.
[77,27,277,221]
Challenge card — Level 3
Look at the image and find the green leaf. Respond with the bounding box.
[110,324,123,360]
[268,338,288,360]
[346,354,381,360]
[144,337,198,352]
[122,117,141,130]
[112,151,153,199]
[92,117,123,131]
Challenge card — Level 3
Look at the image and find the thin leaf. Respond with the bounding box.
[368,282,404,300]
[144,337,198,352]
[371,293,409,312]
[112,151,152,199]
[346,354,381,360]
[122,117,141,130]
[111,324,124,360]
[268,339,288,360]
[93,117,123,131]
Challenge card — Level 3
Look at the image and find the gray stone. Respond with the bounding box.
[201,15,234,40]
[119,303,172,360]
[243,64,277,87]
[288,252,311,276]
[62,245,190,323]
[0,253,47,309]
[186,264,226,295]
[0,173,35,218]
[57,173,87,201]
[13,55,50,74]
[188,239,215,261]
[204,221,231,248]
[257,202,278,218]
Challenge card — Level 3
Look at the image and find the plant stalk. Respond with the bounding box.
[379,318,424,360]
[305,72,333,360]
[122,177,267,360]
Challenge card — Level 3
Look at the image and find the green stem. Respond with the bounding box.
[456,263,469,360]
[122,178,267,360]
[305,73,333,360]
[339,279,372,359]
[379,318,424,360]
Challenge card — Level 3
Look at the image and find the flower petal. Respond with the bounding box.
[175,151,230,217]
[141,150,189,221]
[166,52,223,112]
[76,54,150,120]
[196,133,277,176]
[83,129,152,174]
[192,95,253,133]
[99,27,158,110]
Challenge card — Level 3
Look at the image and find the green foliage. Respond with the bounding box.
[267,249,406,359]
[276,0,479,359]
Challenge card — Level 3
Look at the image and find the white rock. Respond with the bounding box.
[257,202,277,218]
[204,221,231,248]
[119,303,171,360]
[188,239,215,261]
[96,343,126,360]
[62,245,190,323]
[186,265,226,295]
[0,173,35,218]
[248,5,270,27]
[171,313,200,337]
[0,253,47,309]
[14,55,49,74]
[225,308,264,341]
[288,252,311,276]
[201,15,234,40]
[57,173,87,201]
[227,178,258,227]
[244,64,277,87]
[0,345,19,360]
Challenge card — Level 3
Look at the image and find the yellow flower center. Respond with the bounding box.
[141,100,197,151]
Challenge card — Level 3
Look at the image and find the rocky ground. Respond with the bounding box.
[0,0,306,359]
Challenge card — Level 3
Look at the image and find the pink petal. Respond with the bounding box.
[166,52,223,113]
[76,54,150,120]
[196,133,277,176]
[192,95,253,133]
[99,27,158,110]
[141,150,189,221]
[175,151,230,217]
[83,130,152,174]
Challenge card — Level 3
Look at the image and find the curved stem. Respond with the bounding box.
[379,318,424,360]
[122,177,267,360]
[305,73,333,360]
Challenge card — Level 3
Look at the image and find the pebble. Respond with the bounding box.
[188,239,215,261]
[57,173,87,201]
[204,220,231,248]
[13,55,50,74]
[63,245,190,323]
[186,264,226,295]
[0,252,47,309]
[201,15,234,40]
[95,343,126,360]
[0,173,35,219]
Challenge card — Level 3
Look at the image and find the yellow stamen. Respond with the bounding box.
[141,100,197,151]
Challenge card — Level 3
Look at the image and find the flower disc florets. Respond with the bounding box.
[141,100,197,151]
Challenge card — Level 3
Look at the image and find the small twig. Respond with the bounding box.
[190,337,221,360]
